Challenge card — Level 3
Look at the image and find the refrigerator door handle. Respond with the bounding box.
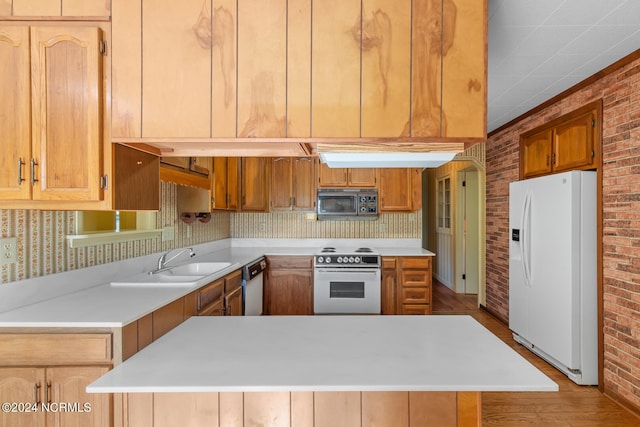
[522,191,533,287]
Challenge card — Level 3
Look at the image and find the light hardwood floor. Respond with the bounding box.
[431,280,640,426]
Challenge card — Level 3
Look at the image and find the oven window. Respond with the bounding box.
[318,196,356,214]
[329,281,365,299]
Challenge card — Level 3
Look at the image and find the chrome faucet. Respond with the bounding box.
[152,247,196,273]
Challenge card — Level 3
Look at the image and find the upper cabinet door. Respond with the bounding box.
[287,0,311,138]
[318,164,348,187]
[270,157,293,210]
[311,0,361,137]
[553,111,595,173]
[361,0,411,137]
[237,0,287,137]
[241,157,270,212]
[348,169,377,187]
[292,157,316,210]
[521,129,553,179]
[30,26,103,202]
[441,0,486,139]
[0,27,31,201]
[142,0,211,137]
[211,0,238,137]
[407,0,443,137]
[112,0,142,138]
[379,168,412,211]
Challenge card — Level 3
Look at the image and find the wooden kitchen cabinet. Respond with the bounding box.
[193,269,242,316]
[223,269,243,316]
[379,169,413,211]
[5,0,110,17]
[237,0,287,138]
[521,129,552,178]
[381,256,432,315]
[271,157,317,211]
[318,164,376,188]
[0,333,112,427]
[241,157,270,212]
[398,257,432,315]
[265,256,313,315]
[520,103,599,179]
[0,366,110,427]
[212,157,240,211]
[381,257,398,315]
[0,25,105,204]
[110,0,485,148]
[113,144,160,211]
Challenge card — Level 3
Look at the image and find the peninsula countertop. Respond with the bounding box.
[87,315,558,393]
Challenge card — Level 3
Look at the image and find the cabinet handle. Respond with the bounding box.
[546,154,549,166]
[17,158,25,185]
[45,381,51,403]
[30,158,38,186]
[33,382,41,404]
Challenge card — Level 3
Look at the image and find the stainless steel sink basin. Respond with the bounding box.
[166,262,231,276]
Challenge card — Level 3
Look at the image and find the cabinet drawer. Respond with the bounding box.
[267,256,313,269]
[198,298,224,316]
[224,269,242,293]
[401,272,430,288]
[382,257,397,270]
[401,304,431,315]
[401,287,430,304]
[0,333,112,365]
[197,279,224,311]
[400,257,431,270]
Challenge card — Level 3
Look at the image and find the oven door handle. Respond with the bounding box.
[315,268,380,274]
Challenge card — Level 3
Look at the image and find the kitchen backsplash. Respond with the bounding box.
[231,211,421,239]
[0,183,231,284]
[1,183,420,284]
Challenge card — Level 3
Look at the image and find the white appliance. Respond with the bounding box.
[242,258,266,316]
[509,170,597,385]
[314,247,381,314]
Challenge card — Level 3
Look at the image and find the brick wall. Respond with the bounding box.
[486,56,640,411]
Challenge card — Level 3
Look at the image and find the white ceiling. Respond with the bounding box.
[487,0,640,132]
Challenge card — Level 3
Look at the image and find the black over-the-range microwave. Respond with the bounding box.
[316,189,378,221]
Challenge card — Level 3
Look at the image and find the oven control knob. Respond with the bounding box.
[337,257,343,263]
[317,256,324,263]
[348,256,355,263]
[325,257,331,263]
[355,256,361,263]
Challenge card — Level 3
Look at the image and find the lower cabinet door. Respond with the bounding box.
[265,269,313,315]
[0,367,46,427]
[46,366,111,427]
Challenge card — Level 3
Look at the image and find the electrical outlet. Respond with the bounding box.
[258,222,266,232]
[379,223,387,233]
[0,237,17,265]
[162,226,175,242]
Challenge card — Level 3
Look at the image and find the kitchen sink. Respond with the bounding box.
[166,262,231,276]
[109,262,232,287]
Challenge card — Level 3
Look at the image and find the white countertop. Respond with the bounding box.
[87,315,558,393]
[0,240,433,328]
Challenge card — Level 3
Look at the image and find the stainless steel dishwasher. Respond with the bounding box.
[242,257,267,315]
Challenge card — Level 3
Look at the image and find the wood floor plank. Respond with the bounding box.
[431,280,640,426]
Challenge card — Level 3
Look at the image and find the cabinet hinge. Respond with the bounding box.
[99,40,107,56]
[100,175,108,190]
[592,119,596,128]
[462,180,466,187]
[462,274,466,280]
[592,150,595,158]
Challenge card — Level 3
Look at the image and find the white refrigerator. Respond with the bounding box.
[509,170,597,385]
